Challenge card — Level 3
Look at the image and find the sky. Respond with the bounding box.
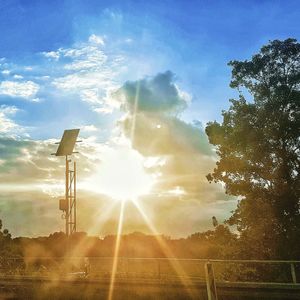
[0,0,299,237]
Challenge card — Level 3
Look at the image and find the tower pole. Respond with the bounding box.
[74,161,77,233]
[65,155,69,236]
[54,129,80,237]
[69,160,73,234]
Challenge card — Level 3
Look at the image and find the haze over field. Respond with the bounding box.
[0,0,299,237]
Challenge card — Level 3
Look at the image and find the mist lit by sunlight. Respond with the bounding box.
[84,146,154,201]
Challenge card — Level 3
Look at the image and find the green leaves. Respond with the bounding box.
[206,38,300,259]
[229,38,300,104]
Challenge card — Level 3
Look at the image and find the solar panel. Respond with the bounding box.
[55,129,80,156]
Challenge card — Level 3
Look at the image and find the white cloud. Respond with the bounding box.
[88,34,105,46]
[53,72,113,90]
[51,35,124,114]
[1,70,10,75]
[13,74,23,79]
[94,107,113,114]
[31,98,42,103]
[176,84,192,104]
[42,50,60,60]
[62,45,107,71]
[80,89,101,104]
[0,80,39,100]
[82,125,98,132]
[0,105,24,136]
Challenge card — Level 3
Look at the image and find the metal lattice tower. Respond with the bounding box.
[53,129,80,236]
[65,156,77,235]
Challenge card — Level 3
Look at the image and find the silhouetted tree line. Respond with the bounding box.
[0,224,236,259]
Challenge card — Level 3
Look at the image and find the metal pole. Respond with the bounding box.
[69,160,72,234]
[205,261,218,300]
[74,161,77,233]
[291,263,297,284]
[65,155,69,236]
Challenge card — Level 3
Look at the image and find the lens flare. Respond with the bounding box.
[131,199,197,298]
[84,146,154,201]
[108,200,125,300]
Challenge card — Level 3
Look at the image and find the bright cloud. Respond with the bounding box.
[82,125,98,132]
[114,71,221,204]
[42,51,60,60]
[89,34,105,45]
[0,80,39,100]
[1,69,10,75]
[0,105,25,137]
[43,35,124,114]
[13,74,24,79]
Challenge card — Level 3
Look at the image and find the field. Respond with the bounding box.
[1,277,300,300]
[1,258,300,300]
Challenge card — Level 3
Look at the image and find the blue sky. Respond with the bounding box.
[1,0,299,134]
[0,0,299,237]
[1,0,299,133]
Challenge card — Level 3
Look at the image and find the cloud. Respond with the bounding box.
[0,136,155,237]
[0,138,59,185]
[0,105,25,137]
[13,74,23,79]
[1,69,10,75]
[122,113,213,156]
[42,51,60,60]
[0,35,233,237]
[0,136,103,187]
[46,35,124,114]
[116,71,188,114]
[88,34,105,46]
[82,125,98,132]
[115,71,220,203]
[62,45,107,71]
[0,80,39,100]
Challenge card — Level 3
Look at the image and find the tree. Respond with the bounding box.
[0,219,11,240]
[206,39,300,259]
[0,219,13,257]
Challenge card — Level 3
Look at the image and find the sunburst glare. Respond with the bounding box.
[83,145,154,201]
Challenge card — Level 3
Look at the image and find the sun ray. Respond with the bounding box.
[130,81,140,146]
[108,200,126,300]
[131,199,197,299]
[68,201,119,258]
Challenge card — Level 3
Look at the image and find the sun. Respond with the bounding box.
[86,146,154,201]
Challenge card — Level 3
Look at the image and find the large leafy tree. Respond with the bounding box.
[206,39,300,259]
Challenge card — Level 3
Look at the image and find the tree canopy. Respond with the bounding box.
[206,38,300,259]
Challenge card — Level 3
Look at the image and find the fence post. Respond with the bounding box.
[205,261,218,300]
[291,263,297,284]
[157,259,161,280]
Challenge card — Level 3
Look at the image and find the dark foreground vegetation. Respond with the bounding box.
[0,277,299,300]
